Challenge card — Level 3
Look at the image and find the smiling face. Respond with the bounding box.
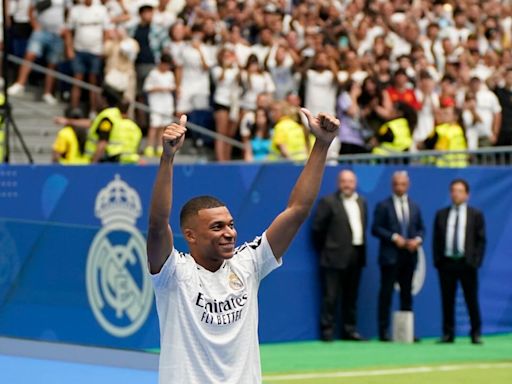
[184,206,237,271]
[338,170,357,198]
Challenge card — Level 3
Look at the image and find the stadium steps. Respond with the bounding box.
[6,90,211,164]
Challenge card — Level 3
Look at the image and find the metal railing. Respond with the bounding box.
[332,147,512,167]
[4,54,512,166]
[5,53,245,150]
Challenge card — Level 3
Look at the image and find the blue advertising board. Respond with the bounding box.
[0,164,511,350]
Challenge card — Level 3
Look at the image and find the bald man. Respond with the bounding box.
[372,171,425,341]
[312,170,367,341]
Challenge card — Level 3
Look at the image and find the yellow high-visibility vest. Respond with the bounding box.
[85,107,123,161]
[118,118,142,164]
[372,117,412,155]
[433,123,468,167]
[52,126,89,164]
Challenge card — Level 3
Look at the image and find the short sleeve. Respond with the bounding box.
[52,129,70,154]
[490,92,502,113]
[97,118,113,140]
[272,122,287,146]
[150,248,179,290]
[143,70,157,92]
[234,232,282,282]
[338,92,351,112]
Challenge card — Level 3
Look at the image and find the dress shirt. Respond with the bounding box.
[392,194,409,228]
[342,193,364,246]
[391,194,422,243]
[445,203,467,257]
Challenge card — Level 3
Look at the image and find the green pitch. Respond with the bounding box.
[260,334,512,383]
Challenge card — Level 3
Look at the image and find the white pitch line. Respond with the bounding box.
[262,362,512,382]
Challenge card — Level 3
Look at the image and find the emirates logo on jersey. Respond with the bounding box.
[228,272,244,290]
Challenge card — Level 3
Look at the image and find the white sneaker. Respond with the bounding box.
[7,83,25,96]
[42,93,58,105]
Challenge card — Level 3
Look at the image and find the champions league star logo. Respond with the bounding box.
[86,175,153,337]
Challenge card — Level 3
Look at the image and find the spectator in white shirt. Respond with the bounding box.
[7,0,71,105]
[175,24,213,115]
[468,76,502,147]
[239,53,275,114]
[152,0,176,30]
[143,53,176,157]
[65,0,112,115]
[212,46,240,161]
[414,70,439,150]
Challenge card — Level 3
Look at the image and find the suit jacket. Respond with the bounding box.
[371,196,425,266]
[433,206,486,269]
[311,192,367,269]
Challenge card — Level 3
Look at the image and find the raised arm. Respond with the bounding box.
[146,115,187,274]
[266,109,339,261]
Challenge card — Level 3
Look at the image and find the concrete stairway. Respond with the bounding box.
[5,89,214,165]
[7,91,64,164]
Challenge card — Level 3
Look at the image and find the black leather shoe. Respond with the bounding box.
[342,332,366,341]
[437,335,454,343]
[379,335,391,342]
[320,334,334,342]
[471,335,483,345]
[414,336,421,343]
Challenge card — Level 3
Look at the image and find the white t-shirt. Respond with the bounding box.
[212,66,240,107]
[174,43,212,93]
[475,88,502,138]
[239,71,275,111]
[143,68,175,115]
[151,233,281,384]
[414,90,439,145]
[67,4,111,55]
[34,0,70,35]
[304,69,339,116]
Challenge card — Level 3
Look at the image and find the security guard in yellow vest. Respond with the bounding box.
[85,85,124,163]
[52,107,89,164]
[424,102,468,167]
[372,103,415,155]
[0,93,5,161]
[118,101,142,164]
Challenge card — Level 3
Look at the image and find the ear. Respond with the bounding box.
[184,228,196,244]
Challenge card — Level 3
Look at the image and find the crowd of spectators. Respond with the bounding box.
[4,0,512,163]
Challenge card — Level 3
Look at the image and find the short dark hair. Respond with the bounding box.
[180,196,226,228]
[160,53,173,65]
[138,5,153,15]
[450,178,470,193]
[119,100,131,114]
[102,84,123,107]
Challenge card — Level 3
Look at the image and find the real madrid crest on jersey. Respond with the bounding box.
[86,174,153,337]
[228,271,244,291]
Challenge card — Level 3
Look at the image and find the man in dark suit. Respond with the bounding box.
[312,170,367,341]
[372,171,425,341]
[433,179,486,344]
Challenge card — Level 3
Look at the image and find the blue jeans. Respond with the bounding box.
[26,30,64,65]
[71,51,103,75]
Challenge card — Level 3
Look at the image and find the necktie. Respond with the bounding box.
[400,198,408,237]
[452,206,460,256]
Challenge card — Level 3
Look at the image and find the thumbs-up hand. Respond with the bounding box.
[162,114,187,158]
[300,108,339,145]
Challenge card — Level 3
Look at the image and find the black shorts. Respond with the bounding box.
[213,102,229,112]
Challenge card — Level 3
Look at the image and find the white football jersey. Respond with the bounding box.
[151,232,281,384]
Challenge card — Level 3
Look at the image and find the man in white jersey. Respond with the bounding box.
[147,108,340,384]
